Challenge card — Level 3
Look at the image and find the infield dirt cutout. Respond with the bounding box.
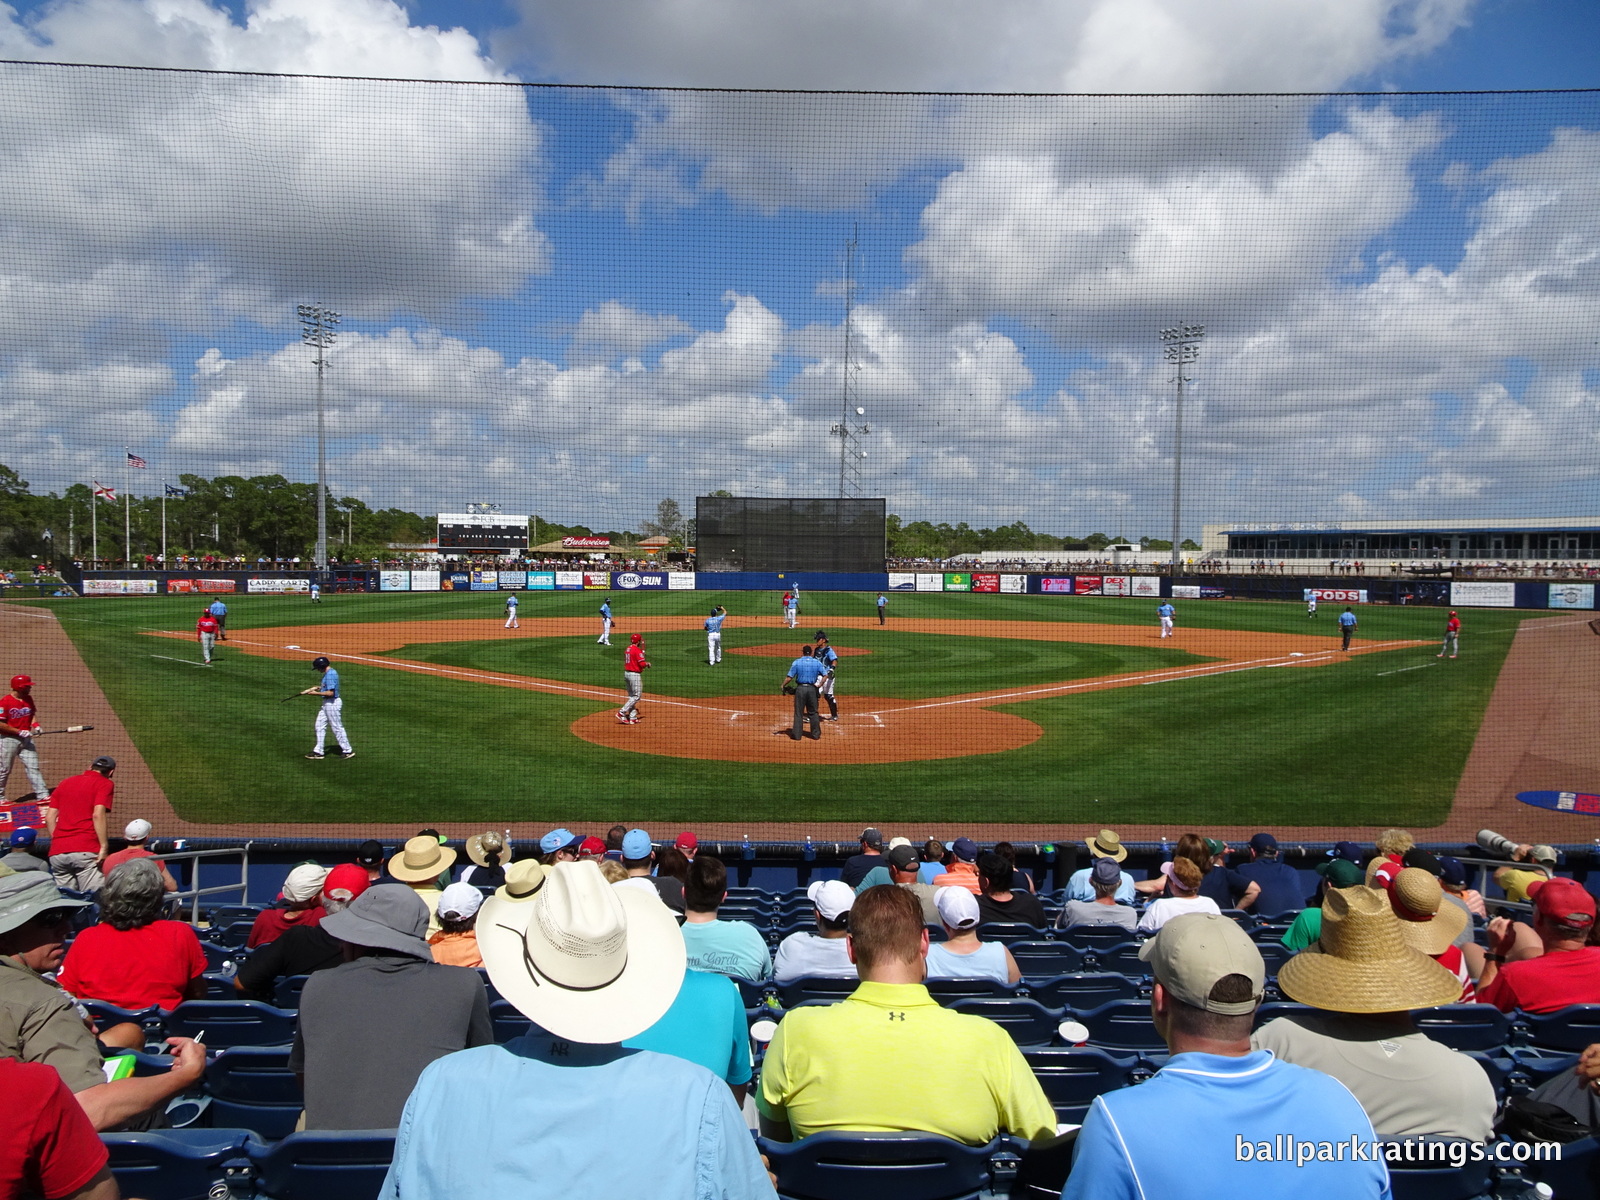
[149,615,1424,764]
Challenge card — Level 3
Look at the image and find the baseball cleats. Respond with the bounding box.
[340,750,355,759]
[305,752,325,759]
[616,712,630,723]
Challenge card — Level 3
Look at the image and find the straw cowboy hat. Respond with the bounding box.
[1085,829,1128,862]
[1277,885,1461,1013]
[388,835,457,882]
[494,859,547,903]
[465,830,506,869]
[478,860,685,1043]
[1388,867,1468,957]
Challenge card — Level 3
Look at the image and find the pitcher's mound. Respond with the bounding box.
[572,695,1042,763]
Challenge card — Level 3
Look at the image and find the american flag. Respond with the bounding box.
[93,481,116,500]
[127,451,148,469]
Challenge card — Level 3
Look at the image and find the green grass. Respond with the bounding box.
[13,590,1553,826]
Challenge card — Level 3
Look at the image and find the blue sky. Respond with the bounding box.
[0,0,1596,538]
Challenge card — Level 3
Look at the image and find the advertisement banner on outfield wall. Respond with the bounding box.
[667,572,696,590]
[943,573,971,592]
[167,578,237,594]
[527,571,555,590]
[1548,583,1595,609]
[410,570,440,591]
[613,572,667,590]
[888,573,917,590]
[972,573,1000,593]
[1304,588,1368,603]
[916,573,943,591]
[1130,577,1161,597]
[498,571,527,590]
[583,573,610,589]
[1074,576,1103,595]
[379,571,410,592]
[555,571,584,590]
[1100,576,1131,596]
[1000,574,1026,594]
[1039,577,1074,594]
[470,571,498,591]
[1171,585,1201,599]
[246,577,310,594]
[84,578,158,595]
[1451,581,1515,608]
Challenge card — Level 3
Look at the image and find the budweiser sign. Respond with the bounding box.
[562,536,610,549]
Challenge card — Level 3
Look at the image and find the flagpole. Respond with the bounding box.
[123,448,131,566]
[91,481,98,563]
[161,482,168,565]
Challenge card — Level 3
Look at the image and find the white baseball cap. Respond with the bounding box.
[124,819,153,841]
[807,879,855,921]
[935,886,980,930]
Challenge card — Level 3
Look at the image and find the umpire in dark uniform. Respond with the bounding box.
[783,646,828,741]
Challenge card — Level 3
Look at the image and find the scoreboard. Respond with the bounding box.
[437,513,529,551]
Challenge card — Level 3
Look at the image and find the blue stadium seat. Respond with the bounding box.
[947,997,1062,1045]
[759,1132,1024,1200]
[779,976,858,1007]
[1009,941,1082,979]
[1057,926,1135,951]
[1089,942,1152,975]
[206,920,258,950]
[1517,1004,1600,1053]
[1077,999,1168,1052]
[273,974,312,1009]
[1409,1004,1512,1053]
[204,1046,305,1140]
[102,1128,258,1200]
[718,906,775,925]
[1251,1000,1318,1030]
[924,978,1013,1003]
[83,998,162,1033]
[976,922,1047,944]
[198,941,235,971]
[1506,1049,1580,1094]
[1379,1138,1495,1200]
[248,1129,396,1200]
[206,904,265,928]
[490,997,533,1043]
[733,976,778,1007]
[1255,942,1293,976]
[165,1000,297,1048]
[199,973,237,998]
[1022,1046,1139,1124]
[1027,972,1142,1012]
[1519,1133,1600,1200]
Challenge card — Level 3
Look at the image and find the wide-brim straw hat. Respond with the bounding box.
[479,860,685,1044]
[1389,867,1469,957]
[1277,885,1461,1013]
[389,835,458,882]
[495,859,547,902]
[466,831,505,869]
[1085,829,1128,862]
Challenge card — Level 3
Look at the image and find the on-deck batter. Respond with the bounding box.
[302,656,353,759]
[0,674,48,801]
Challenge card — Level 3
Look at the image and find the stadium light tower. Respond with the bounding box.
[830,228,870,498]
[1160,323,1206,572]
[298,304,340,571]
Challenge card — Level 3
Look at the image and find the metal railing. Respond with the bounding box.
[161,842,253,924]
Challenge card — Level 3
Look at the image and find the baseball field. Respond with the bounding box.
[6,589,1557,828]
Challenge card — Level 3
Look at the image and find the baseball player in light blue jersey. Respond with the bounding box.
[504,594,519,629]
[704,605,726,664]
[1157,601,1175,638]
[812,630,840,720]
[302,656,353,760]
[598,599,613,645]
[207,598,228,640]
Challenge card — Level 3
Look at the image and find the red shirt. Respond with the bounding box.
[46,771,114,855]
[0,691,36,733]
[102,844,168,881]
[624,644,648,672]
[57,919,208,1012]
[247,904,327,948]
[197,615,219,636]
[1477,945,1600,1013]
[1446,616,1461,634]
[0,1059,108,1200]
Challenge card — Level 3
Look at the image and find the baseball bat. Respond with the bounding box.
[278,691,310,703]
[33,725,95,736]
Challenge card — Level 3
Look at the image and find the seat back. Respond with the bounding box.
[1021,1046,1138,1123]
[947,997,1062,1045]
[165,999,297,1048]
[1058,926,1138,951]
[1008,941,1082,979]
[1519,1133,1600,1200]
[1519,1004,1600,1053]
[779,976,858,1007]
[490,998,533,1043]
[1028,972,1142,1012]
[1078,998,1168,1051]
[249,1129,396,1200]
[204,1046,304,1140]
[1409,1004,1511,1053]
[273,974,313,1010]
[924,978,1012,1003]
[207,920,258,949]
[975,922,1045,944]
[759,1132,1022,1200]
[102,1128,257,1200]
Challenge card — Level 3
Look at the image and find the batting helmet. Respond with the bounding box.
[311,657,331,670]
[10,675,32,690]
[629,633,642,644]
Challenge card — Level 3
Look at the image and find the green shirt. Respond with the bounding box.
[1281,906,1322,952]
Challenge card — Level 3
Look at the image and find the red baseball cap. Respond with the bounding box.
[322,863,371,904]
[10,675,31,690]
[1528,877,1596,927]
[674,831,698,851]
[629,633,642,644]
[577,836,607,859]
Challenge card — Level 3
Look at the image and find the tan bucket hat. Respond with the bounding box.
[1389,867,1468,956]
[1085,829,1128,862]
[494,859,547,902]
[1277,885,1461,1013]
[388,835,458,882]
[465,830,506,869]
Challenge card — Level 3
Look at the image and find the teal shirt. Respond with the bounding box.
[624,969,753,1087]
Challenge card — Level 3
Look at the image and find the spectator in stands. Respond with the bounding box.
[1388,867,1474,1000]
[759,886,1054,1144]
[1364,828,1414,886]
[925,886,1021,985]
[459,831,508,890]
[992,841,1037,894]
[100,820,177,893]
[1478,878,1600,1013]
[539,827,584,865]
[976,851,1048,927]
[1494,842,1559,903]
[235,864,368,1002]
[382,860,772,1199]
[57,859,206,1013]
[773,880,855,982]
[680,854,772,981]
[656,845,691,886]
[576,835,608,862]
[603,823,628,861]
[612,828,686,912]
[428,883,484,968]
[917,839,948,885]
[492,859,545,904]
[839,827,886,888]
[1134,834,1210,898]
[1065,912,1388,1198]
[624,964,754,1104]
[1256,885,1495,1141]
[1064,830,1137,904]
[1,827,46,874]
[598,858,629,884]
[1137,857,1220,933]
[851,843,940,923]
[291,884,492,1130]
[1197,838,1260,911]
[44,756,116,895]
[390,836,457,934]
[1,1057,122,1200]
[1280,858,1363,951]
[932,836,983,893]
[1058,857,1138,932]
[1438,855,1486,919]
[247,863,329,947]
[354,839,386,883]
[0,871,205,1131]
[674,831,699,861]
[1236,833,1306,915]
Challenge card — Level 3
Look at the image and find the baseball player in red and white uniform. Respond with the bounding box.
[197,609,220,664]
[0,675,49,801]
[617,634,650,724]
[1438,611,1461,659]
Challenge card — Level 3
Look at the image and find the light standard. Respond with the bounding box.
[298,304,341,571]
[1160,323,1206,573]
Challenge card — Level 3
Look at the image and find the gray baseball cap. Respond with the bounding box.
[0,873,90,937]
[1139,912,1265,1016]
[320,885,431,958]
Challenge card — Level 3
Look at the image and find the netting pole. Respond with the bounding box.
[1161,324,1205,572]
[298,304,341,571]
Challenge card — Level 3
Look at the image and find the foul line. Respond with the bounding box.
[1377,663,1436,676]
[149,654,210,668]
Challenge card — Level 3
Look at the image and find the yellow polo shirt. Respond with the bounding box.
[757,980,1056,1144]
[1499,868,1547,904]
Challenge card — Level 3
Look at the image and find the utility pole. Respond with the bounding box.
[298,304,341,571]
[1160,323,1206,572]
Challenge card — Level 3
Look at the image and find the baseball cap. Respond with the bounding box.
[124,819,153,841]
[10,675,32,690]
[90,756,116,772]
[887,844,920,871]
[322,863,370,904]
[807,879,855,921]
[8,828,38,848]
[1529,845,1559,868]
[1249,833,1278,855]
[1528,878,1596,928]
[540,828,581,855]
[935,886,980,930]
[887,836,911,850]
[1139,912,1266,1016]
[1315,858,1364,888]
[951,837,979,862]
[437,882,485,922]
[1091,857,1123,888]
[1327,841,1364,863]
[354,839,385,867]
[629,633,641,644]
[281,864,330,904]
[674,832,698,852]
[577,836,607,859]
[1402,847,1443,876]
[1437,856,1468,887]
[621,829,653,860]
[860,828,884,849]
[1204,838,1227,858]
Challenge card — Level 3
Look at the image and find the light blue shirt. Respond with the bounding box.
[704,613,726,633]
[320,667,341,699]
[786,656,827,685]
[1158,603,1175,618]
[208,601,226,616]
[877,595,886,606]
[814,645,837,669]
[600,601,612,617]
[1064,865,1136,904]
[379,1038,774,1200]
[772,932,854,983]
[1339,610,1358,626]
[924,941,1010,985]
[505,595,517,607]
[625,969,752,1087]
[1065,1050,1389,1200]
[681,919,772,982]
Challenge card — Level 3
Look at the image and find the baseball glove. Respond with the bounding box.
[781,682,797,696]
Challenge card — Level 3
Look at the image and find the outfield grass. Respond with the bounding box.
[20,591,1549,826]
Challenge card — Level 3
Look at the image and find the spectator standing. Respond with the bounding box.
[100,820,177,893]
[44,757,116,895]
[57,860,207,1012]
[235,864,368,1002]
[839,828,886,888]
[931,837,983,894]
[773,880,855,982]
[1057,858,1138,932]
[680,855,772,981]
[1235,833,1306,915]
[975,852,1048,927]
[924,887,1021,986]
[428,883,485,968]
[247,864,329,947]
[1478,878,1600,1013]
[1063,830,1137,904]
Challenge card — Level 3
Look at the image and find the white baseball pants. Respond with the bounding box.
[314,698,353,754]
[707,631,722,663]
[0,735,48,799]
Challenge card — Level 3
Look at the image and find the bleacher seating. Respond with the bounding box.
[1027,972,1142,1011]
[248,1129,396,1200]
[1412,1004,1513,1053]
[1008,941,1082,977]
[204,1046,305,1140]
[1077,998,1169,1052]
[164,999,297,1048]
[946,997,1061,1045]
[1021,1046,1140,1123]
[102,1128,256,1200]
[1517,1004,1600,1053]
[759,1132,1025,1200]
[206,920,259,950]
[273,973,312,1009]
[975,921,1046,944]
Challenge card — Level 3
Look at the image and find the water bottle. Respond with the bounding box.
[219,959,237,979]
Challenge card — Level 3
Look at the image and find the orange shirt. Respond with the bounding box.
[429,931,482,968]
[932,861,982,894]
